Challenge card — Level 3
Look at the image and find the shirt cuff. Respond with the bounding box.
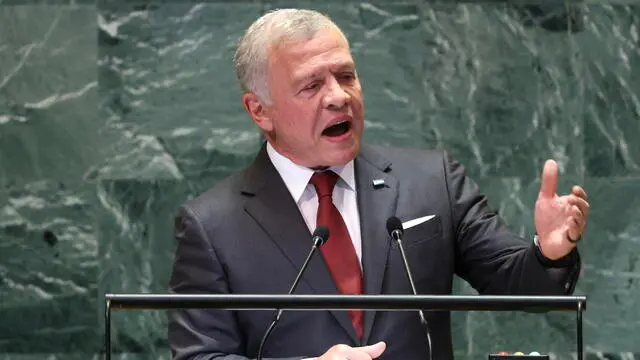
[533,234,579,268]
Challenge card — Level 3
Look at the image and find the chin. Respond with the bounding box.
[325,147,359,166]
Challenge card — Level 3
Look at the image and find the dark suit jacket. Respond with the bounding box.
[168,144,580,360]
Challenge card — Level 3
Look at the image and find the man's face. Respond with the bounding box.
[249,27,364,168]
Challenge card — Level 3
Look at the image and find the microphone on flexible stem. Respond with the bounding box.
[256,226,330,360]
[386,216,433,360]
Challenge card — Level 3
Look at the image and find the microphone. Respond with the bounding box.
[386,216,433,360]
[256,226,330,360]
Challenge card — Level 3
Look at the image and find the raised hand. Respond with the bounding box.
[534,160,590,260]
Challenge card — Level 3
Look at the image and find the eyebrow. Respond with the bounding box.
[295,63,356,85]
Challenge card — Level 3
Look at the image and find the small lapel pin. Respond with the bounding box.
[372,179,385,188]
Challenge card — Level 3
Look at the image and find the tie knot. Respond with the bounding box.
[310,171,340,198]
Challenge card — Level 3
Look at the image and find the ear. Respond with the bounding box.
[242,92,273,132]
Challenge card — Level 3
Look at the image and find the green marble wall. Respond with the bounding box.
[1,1,639,359]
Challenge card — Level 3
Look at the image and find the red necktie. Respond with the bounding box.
[310,171,364,339]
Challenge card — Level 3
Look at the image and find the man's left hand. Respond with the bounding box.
[534,159,590,260]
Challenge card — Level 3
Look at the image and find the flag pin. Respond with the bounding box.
[372,179,385,188]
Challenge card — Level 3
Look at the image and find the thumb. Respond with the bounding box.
[539,159,558,198]
[357,341,386,358]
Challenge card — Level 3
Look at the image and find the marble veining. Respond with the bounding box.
[1,1,639,358]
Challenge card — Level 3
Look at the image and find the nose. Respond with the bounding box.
[322,77,351,111]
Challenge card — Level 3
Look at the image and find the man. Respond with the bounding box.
[168,8,589,360]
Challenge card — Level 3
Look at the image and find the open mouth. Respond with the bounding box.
[321,121,352,137]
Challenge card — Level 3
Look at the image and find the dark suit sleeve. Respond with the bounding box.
[167,205,304,360]
[441,151,581,295]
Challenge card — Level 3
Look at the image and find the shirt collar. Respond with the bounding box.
[266,142,356,203]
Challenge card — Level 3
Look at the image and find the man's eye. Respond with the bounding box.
[304,82,321,91]
[340,73,356,80]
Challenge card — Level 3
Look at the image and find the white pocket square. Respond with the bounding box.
[402,215,435,230]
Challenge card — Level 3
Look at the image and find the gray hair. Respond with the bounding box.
[233,9,341,104]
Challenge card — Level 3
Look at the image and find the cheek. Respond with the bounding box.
[294,101,323,128]
[348,86,364,105]
[350,93,364,115]
[272,103,299,127]
[279,105,318,135]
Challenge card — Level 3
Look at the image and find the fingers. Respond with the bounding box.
[572,206,585,229]
[567,215,582,241]
[539,160,559,198]
[357,342,386,358]
[572,185,588,200]
[320,342,387,360]
[566,204,585,241]
[567,195,590,219]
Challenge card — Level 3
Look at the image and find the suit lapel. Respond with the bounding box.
[355,146,399,344]
[241,145,360,343]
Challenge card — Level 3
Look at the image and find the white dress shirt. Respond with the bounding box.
[266,142,363,267]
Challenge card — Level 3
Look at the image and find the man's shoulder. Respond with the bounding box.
[178,168,248,219]
[361,144,448,168]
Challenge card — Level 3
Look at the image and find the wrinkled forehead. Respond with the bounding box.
[267,27,352,71]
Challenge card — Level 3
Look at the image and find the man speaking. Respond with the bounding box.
[167,8,589,360]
